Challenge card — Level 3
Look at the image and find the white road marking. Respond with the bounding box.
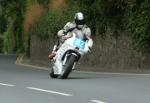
[0,82,16,87]
[90,100,106,103]
[16,63,49,70]
[26,87,73,96]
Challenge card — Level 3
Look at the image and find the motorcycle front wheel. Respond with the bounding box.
[59,54,76,79]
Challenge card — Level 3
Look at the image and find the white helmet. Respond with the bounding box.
[74,12,85,29]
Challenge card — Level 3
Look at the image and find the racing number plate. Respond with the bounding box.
[73,38,85,49]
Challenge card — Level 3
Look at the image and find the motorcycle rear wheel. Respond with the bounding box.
[49,68,58,78]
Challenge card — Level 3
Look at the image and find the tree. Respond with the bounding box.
[0,0,26,53]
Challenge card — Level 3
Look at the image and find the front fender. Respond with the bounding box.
[61,49,81,62]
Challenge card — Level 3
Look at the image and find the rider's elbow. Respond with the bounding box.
[88,38,93,49]
[57,30,64,37]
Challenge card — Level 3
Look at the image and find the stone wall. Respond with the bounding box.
[29,34,150,72]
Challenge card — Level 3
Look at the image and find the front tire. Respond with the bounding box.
[59,55,76,79]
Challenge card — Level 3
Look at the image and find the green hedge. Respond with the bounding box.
[0,36,4,53]
[3,20,14,53]
[127,0,150,52]
[1,0,150,54]
[77,0,150,52]
[0,0,25,53]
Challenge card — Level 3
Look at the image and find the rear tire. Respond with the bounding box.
[49,68,58,78]
[59,55,76,79]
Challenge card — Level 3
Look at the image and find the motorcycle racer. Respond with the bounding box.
[48,12,93,60]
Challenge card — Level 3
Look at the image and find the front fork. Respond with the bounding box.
[63,54,76,70]
[72,62,76,70]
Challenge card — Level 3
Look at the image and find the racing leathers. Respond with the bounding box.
[48,21,92,60]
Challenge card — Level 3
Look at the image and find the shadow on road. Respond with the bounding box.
[67,76,107,80]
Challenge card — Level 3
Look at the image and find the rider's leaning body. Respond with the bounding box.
[48,12,93,60]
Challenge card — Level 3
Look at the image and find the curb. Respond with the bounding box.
[15,54,24,64]
[15,55,150,76]
[17,63,150,76]
[15,54,49,70]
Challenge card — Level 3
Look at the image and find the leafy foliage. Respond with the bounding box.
[0,0,150,54]
[127,0,150,52]
[0,36,4,53]
[76,0,150,52]
[0,16,7,33]
[30,3,80,40]
[0,0,25,53]
[3,21,14,53]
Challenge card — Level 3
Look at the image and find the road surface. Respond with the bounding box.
[0,54,150,103]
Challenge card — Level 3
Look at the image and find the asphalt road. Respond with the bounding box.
[0,54,150,103]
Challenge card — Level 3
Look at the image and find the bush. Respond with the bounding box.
[77,0,130,37]
[127,0,150,52]
[0,36,4,53]
[30,3,80,40]
[1,0,25,53]
[3,21,14,53]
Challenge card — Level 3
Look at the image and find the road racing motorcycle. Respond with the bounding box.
[49,32,93,79]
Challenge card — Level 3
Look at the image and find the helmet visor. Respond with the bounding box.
[75,19,85,25]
